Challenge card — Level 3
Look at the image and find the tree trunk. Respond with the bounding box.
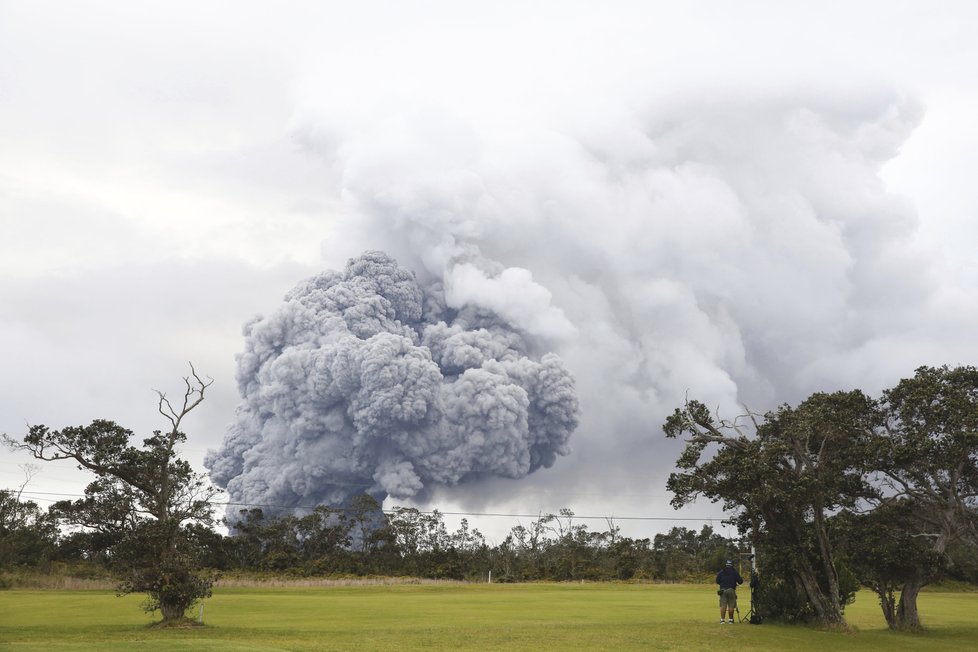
[159,598,186,623]
[875,584,897,630]
[156,525,187,623]
[896,576,924,631]
[811,505,843,618]
[795,555,847,627]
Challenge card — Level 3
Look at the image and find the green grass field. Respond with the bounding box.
[1,583,976,651]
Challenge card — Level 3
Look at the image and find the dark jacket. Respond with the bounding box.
[716,566,744,590]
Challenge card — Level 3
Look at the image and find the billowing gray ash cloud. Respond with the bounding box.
[205,251,579,518]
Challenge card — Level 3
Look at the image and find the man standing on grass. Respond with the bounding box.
[716,560,743,624]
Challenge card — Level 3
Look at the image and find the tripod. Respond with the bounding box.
[739,571,762,624]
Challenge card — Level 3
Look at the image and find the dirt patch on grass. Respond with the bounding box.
[148,618,206,629]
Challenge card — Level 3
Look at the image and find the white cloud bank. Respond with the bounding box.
[2,1,978,538]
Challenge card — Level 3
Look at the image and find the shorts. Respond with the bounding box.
[719,588,737,609]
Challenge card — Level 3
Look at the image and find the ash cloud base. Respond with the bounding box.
[205,251,579,521]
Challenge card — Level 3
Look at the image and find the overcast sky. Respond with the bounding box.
[3,1,978,542]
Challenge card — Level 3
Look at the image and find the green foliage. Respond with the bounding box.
[208,503,741,584]
[876,365,978,547]
[866,365,978,629]
[947,536,978,584]
[223,502,490,580]
[0,489,59,569]
[755,536,859,624]
[114,520,219,616]
[651,526,733,582]
[835,502,942,629]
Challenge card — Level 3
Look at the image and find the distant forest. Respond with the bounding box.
[1,494,748,584]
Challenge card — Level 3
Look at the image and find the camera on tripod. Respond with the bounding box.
[740,547,763,624]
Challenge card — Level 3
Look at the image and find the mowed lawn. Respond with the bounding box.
[1,583,976,651]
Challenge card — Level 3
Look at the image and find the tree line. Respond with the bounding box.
[3,364,978,631]
[1,486,741,586]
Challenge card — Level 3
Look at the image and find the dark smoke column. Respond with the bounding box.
[205,251,579,521]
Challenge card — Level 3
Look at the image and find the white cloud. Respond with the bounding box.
[3,0,978,540]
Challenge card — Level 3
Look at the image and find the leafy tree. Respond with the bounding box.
[449,517,486,553]
[295,505,354,573]
[503,515,550,580]
[603,536,653,580]
[665,390,879,627]
[946,528,978,584]
[221,506,355,575]
[834,501,944,629]
[0,470,60,571]
[222,508,268,570]
[389,508,450,557]
[345,494,390,555]
[4,366,219,623]
[538,509,602,580]
[447,519,490,581]
[870,365,978,629]
[651,526,734,581]
[252,513,303,572]
[339,494,398,574]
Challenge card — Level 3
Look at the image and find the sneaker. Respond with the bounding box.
[719,620,725,624]
[728,619,735,624]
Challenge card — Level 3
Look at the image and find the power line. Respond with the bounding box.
[10,489,724,523]
[396,511,716,522]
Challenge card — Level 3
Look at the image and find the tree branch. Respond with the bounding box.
[155,362,213,435]
[682,404,751,452]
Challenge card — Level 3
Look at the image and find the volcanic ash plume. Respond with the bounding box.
[205,251,579,518]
